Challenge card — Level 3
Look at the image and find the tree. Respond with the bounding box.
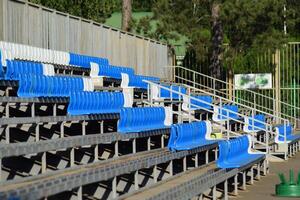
[221,0,286,84]
[29,0,119,23]
[136,0,298,81]
[122,0,132,31]
[209,1,223,84]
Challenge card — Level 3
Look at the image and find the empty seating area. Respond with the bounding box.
[0,40,298,200]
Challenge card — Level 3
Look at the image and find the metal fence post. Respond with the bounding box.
[274,49,281,123]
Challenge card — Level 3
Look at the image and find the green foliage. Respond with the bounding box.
[221,0,287,72]
[135,0,300,74]
[286,0,300,39]
[29,0,120,23]
[134,0,211,60]
[29,0,300,75]
[132,1,154,12]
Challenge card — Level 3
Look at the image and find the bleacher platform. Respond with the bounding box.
[0,41,298,200]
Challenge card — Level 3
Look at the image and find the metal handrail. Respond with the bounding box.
[181,83,286,123]
[181,82,300,126]
[171,65,299,110]
[167,65,300,125]
[144,80,290,156]
[175,75,299,125]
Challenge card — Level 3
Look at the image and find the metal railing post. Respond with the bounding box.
[284,120,287,159]
[226,109,230,139]
[193,72,196,88]
[188,87,191,123]
[213,79,216,97]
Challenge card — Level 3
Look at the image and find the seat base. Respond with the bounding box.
[217,153,264,169]
[170,140,217,151]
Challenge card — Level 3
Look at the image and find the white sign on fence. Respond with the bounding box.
[234,73,272,89]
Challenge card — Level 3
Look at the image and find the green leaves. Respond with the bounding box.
[29,0,300,75]
[29,0,120,23]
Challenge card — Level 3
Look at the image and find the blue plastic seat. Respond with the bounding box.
[99,65,135,79]
[5,60,43,80]
[69,53,109,69]
[168,121,216,151]
[275,124,300,142]
[118,107,167,133]
[191,95,213,110]
[17,75,85,97]
[247,114,266,131]
[160,85,186,99]
[17,74,31,97]
[0,50,3,78]
[218,104,239,120]
[67,91,124,115]
[217,135,264,169]
[127,75,160,89]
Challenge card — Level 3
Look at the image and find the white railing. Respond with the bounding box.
[168,65,300,127]
[182,83,292,126]
[144,80,290,158]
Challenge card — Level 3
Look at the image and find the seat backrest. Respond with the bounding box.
[100,65,134,79]
[127,75,160,89]
[217,140,230,164]
[248,114,266,130]
[68,91,124,115]
[167,125,179,151]
[226,135,249,160]
[118,107,166,133]
[17,75,85,97]
[0,50,2,78]
[160,85,186,99]
[218,104,239,120]
[190,95,213,110]
[69,52,109,69]
[167,121,208,151]
[5,60,43,80]
[275,124,293,142]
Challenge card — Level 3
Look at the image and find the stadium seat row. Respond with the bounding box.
[17,75,93,97]
[99,65,135,79]
[168,121,215,151]
[0,42,109,68]
[68,91,125,115]
[275,124,300,143]
[182,95,213,111]
[151,84,187,100]
[121,73,160,89]
[5,60,54,80]
[212,105,239,122]
[217,135,265,168]
[118,107,171,133]
[69,53,109,68]
[243,114,266,133]
[0,42,70,65]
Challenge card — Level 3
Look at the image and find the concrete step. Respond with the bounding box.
[266,154,285,162]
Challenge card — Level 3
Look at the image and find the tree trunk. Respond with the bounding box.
[209,2,223,89]
[228,66,234,100]
[122,0,132,31]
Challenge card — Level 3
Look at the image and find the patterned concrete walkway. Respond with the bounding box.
[236,153,300,200]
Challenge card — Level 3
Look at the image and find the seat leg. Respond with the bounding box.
[212,185,217,200]
[224,179,228,200]
[234,174,238,195]
[250,166,254,185]
[242,171,246,190]
[257,162,261,180]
